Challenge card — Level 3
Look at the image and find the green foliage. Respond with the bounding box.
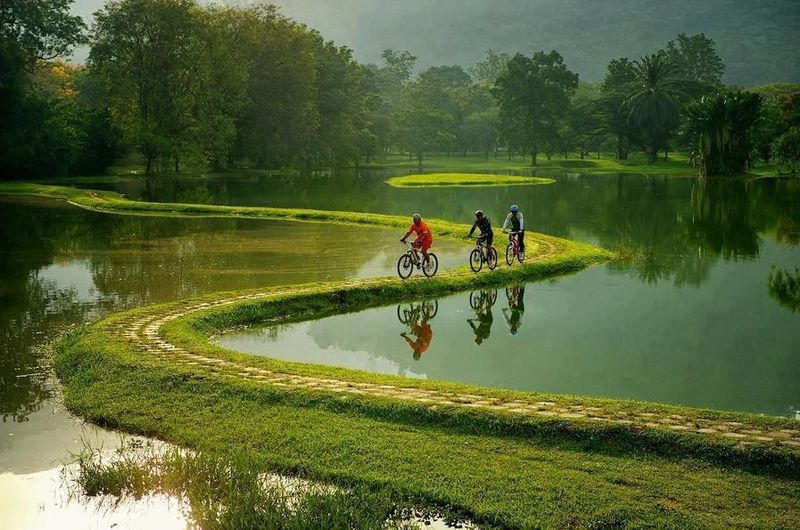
[665,32,725,89]
[493,51,579,165]
[0,0,86,61]
[772,126,800,173]
[685,91,763,176]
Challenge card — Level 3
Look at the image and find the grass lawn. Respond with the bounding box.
[386,173,555,188]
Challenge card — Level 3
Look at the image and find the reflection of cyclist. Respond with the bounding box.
[502,205,525,256]
[467,290,495,345]
[467,210,494,248]
[502,285,525,335]
[402,319,433,360]
[401,213,433,265]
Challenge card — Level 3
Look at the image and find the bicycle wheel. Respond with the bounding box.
[505,286,514,301]
[422,300,439,319]
[422,253,438,277]
[397,253,413,279]
[488,289,498,306]
[397,305,410,324]
[469,248,483,273]
[487,246,498,270]
[505,242,514,266]
[469,291,481,310]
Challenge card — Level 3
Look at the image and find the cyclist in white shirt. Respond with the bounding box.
[502,204,525,256]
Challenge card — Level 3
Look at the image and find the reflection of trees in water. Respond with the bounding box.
[768,267,800,314]
[0,200,98,422]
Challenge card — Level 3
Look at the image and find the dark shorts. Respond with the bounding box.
[478,232,494,247]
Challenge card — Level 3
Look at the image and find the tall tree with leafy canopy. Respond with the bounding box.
[665,33,725,89]
[91,0,205,175]
[492,51,578,165]
[685,91,763,176]
[0,0,86,178]
[625,52,686,163]
[599,57,638,160]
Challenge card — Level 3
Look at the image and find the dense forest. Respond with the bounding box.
[1,0,799,179]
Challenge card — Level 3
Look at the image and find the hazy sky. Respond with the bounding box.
[69,1,799,84]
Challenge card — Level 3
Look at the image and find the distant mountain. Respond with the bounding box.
[270,0,800,86]
[70,0,799,85]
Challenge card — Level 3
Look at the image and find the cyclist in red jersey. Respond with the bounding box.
[400,213,433,265]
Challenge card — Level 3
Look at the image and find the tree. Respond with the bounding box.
[470,50,511,86]
[0,0,85,63]
[419,65,472,88]
[492,51,578,165]
[599,57,638,160]
[91,0,205,175]
[772,127,800,174]
[0,0,86,178]
[685,91,763,176]
[396,81,454,163]
[665,33,725,89]
[624,53,686,163]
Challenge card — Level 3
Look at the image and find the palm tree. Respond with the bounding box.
[685,91,763,176]
[625,53,686,163]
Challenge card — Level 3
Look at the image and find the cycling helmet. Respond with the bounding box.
[474,209,484,218]
[412,213,421,220]
[510,204,519,213]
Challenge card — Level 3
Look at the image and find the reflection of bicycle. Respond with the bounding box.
[397,300,439,324]
[397,242,439,279]
[469,235,498,273]
[503,230,525,265]
[469,289,497,310]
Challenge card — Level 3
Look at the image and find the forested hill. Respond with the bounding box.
[267,0,799,86]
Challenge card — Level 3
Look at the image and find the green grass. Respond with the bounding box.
[386,173,555,188]
[368,152,783,178]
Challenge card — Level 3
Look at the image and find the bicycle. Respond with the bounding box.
[469,289,497,310]
[397,299,439,324]
[397,242,439,279]
[469,235,498,273]
[503,230,525,265]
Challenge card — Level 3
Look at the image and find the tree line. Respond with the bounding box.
[1,0,798,179]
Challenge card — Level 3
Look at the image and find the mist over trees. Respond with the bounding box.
[2,0,799,178]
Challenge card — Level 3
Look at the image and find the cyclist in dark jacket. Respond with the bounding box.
[467,210,493,248]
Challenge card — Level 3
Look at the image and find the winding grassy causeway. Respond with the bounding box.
[3,180,800,527]
[386,173,556,188]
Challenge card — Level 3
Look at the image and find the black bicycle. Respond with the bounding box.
[469,235,498,273]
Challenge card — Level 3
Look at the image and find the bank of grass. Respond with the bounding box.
[56,268,800,527]
[386,173,555,188]
[55,303,800,527]
[372,151,784,178]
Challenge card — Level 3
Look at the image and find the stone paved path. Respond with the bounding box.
[108,237,800,452]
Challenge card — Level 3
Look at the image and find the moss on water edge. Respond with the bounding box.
[386,173,555,188]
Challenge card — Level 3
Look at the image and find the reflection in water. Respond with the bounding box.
[502,285,526,335]
[467,290,497,345]
[767,267,800,313]
[398,300,438,360]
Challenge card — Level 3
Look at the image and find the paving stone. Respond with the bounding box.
[721,432,748,439]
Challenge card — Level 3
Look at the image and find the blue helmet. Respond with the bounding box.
[510,204,519,213]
